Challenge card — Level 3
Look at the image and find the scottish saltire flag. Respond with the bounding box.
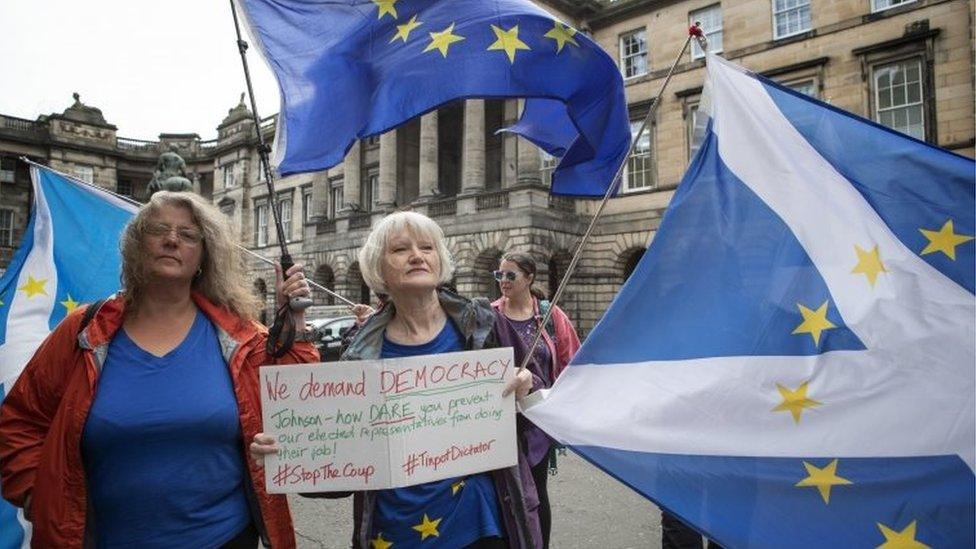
[235,0,630,196]
[0,164,137,549]
[524,53,975,548]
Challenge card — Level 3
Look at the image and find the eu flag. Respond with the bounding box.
[524,54,975,547]
[0,164,137,549]
[235,0,630,196]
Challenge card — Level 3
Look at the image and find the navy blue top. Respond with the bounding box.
[81,311,251,548]
[373,319,504,548]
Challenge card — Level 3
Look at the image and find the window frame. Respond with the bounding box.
[871,0,916,13]
[622,118,654,193]
[690,4,723,60]
[72,164,94,184]
[254,200,269,247]
[0,208,14,247]
[871,57,926,140]
[772,0,812,40]
[303,187,314,223]
[277,194,293,243]
[619,28,648,80]
[0,157,15,184]
[329,178,343,219]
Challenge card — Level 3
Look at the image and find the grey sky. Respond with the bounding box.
[1,0,280,141]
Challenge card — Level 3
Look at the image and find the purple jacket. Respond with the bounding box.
[338,289,543,549]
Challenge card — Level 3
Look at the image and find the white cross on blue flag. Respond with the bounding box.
[524,53,975,548]
[0,164,137,549]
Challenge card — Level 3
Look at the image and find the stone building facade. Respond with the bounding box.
[1,0,973,336]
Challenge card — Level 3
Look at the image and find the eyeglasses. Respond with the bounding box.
[145,222,203,245]
[492,270,520,282]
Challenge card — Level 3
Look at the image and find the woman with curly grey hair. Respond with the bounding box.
[0,191,317,548]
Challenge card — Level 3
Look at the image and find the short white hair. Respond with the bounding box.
[358,211,455,294]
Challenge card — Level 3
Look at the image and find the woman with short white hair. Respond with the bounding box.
[253,211,541,548]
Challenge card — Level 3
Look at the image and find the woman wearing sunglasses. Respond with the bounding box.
[491,252,581,549]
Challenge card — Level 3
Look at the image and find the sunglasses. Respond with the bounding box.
[492,270,520,282]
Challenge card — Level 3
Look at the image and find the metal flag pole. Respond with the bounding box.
[517,24,708,373]
[19,156,359,309]
[228,0,318,356]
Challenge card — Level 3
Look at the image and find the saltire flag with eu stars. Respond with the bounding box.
[0,164,137,549]
[234,0,630,197]
[523,53,975,548]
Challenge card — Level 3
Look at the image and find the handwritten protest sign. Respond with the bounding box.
[260,347,516,493]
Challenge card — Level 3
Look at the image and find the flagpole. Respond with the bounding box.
[18,156,358,309]
[517,24,708,374]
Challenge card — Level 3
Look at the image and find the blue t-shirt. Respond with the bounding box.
[81,311,251,548]
[373,319,505,548]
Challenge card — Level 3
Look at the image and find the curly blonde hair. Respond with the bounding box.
[120,191,261,319]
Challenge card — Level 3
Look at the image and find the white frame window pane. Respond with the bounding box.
[690,4,723,59]
[624,120,652,192]
[871,0,916,12]
[773,0,811,39]
[0,209,13,246]
[278,197,292,242]
[873,59,925,140]
[329,183,343,219]
[619,29,648,79]
[785,79,818,98]
[540,151,558,187]
[687,104,702,162]
[256,203,269,247]
[0,157,15,184]
[303,191,313,222]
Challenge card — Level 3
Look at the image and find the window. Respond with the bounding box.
[277,195,292,242]
[0,157,15,183]
[619,29,648,79]
[116,179,133,197]
[690,5,723,60]
[222,162,236,188]
[687,104,703,162]
[303,189,314,222]
[773,0,811,39]
[72,165,94,184]
[785,79,818,98]
[329,180,343,219]
[362,173,377,212]
[366,135,380,146]
[219,200,235,218]
[255,202,269,247]
[873,59,924,140]
[0,209,13,246]
[624,119,653,192]
[872,0,915,12]
[540,151,558,187]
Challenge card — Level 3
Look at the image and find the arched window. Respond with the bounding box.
[622,248,645,282]
[313,264,336,306]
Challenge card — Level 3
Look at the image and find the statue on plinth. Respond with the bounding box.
[147,151,194,196]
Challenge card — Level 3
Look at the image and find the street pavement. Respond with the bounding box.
[289,451,662,548]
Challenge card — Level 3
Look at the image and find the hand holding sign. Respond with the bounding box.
[258,348,517,492]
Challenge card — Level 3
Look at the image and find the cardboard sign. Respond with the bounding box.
[260,347,517,493]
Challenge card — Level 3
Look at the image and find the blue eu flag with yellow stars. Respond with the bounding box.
[235,0,630,197]
[524,53,975,547]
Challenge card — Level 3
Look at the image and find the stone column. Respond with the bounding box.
[310,168,330,220]
[377,130,397,208]
[501,100,518,188]
[516,100,541,186]
[418,110,439,199]
[342,141,361,212]
[460,100,485,194]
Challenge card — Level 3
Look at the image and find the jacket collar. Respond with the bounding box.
[343,288,495,361]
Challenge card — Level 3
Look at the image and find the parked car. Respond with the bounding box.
[306,315,357,361]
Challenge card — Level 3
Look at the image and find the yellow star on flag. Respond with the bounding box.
[18,275,49,299]
[795,459,852,504]
[372,0,399,20]
[543,21,578,53]
[390,14,422,43]
[876,520,930,549]
[919,219,973,260]
[451,479,465,495]
[370,532,393,549]
[487,24,530,63]
[851,244,887,287]
[772,381,821,424]
[792,301,836,347]
[423,23,465,58]
[411,513,442,540]
[60,294,81,313]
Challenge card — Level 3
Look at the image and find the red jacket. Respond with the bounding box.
[491,297,581,381]
[0,292,318,548]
